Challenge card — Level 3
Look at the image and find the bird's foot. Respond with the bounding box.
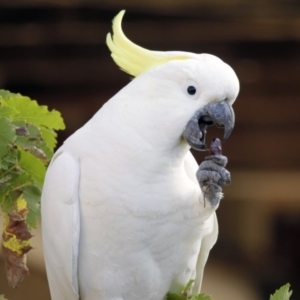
[196,154,230,207]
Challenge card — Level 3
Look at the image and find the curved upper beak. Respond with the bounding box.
[183,100,235,151]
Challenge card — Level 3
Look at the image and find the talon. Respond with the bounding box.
[223,171,231,185]
[204,155,228,167]
[197,154,231,207]
[202,183,222,207]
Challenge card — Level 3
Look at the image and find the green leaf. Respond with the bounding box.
[270,283,293,300]
[4,147,19,163]
[0,118,16,158]
[0,172,34,210]
[23,185,41,228]
[0,147,18,171]
[40,127,58,151]
[18,149,46,186]
[26,123,41,136]
[0,92,65,130]
[0,192,16,213]
[166,292,213,300]
[0,89,65,288]
[166,280,213,300]
[182,279,194,295]
[0,294,8,300]
[0,104,16,117]
[0,89,13,99]
[0,180,13,205]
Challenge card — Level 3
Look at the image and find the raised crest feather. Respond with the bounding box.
[106,10,192,77]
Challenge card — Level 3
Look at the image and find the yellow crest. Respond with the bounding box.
[106,10,191,77]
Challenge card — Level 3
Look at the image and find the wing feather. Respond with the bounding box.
[193,213,218,294]
[41,149,80,300]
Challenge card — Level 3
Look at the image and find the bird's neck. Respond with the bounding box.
[90,97,191,168]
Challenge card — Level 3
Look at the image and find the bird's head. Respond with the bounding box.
[106,11,239,151]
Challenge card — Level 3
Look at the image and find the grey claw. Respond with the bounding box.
[202,184,222,207]
[198,161,231,185]
[204,154,228,167]
[197,155,231,207]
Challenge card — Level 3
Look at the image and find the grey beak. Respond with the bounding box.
[183,100,235,151]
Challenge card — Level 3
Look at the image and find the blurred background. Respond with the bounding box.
[0,0,300,299]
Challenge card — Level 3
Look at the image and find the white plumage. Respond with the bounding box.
[42,10,239,300]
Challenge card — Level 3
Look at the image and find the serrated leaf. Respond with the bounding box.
[12,173,34,189]
[26,123,41,136]
[23,185,41,228]
[0,173,34,209]
[0,192,16,213]
[0,89,12,99]
[40,127,58,151]
[1,93,65,130]
[14,123,49,161]
[18,149,46,186]
[166,292,213,300]
[0,118,16,158]
[0,104,16,117]
[166,279,213,300]
[270,283,292,300]
[2,147,19,165]
[0,89,65,289]
[10,120,26,128]
[16,139,47,161]
[0,181,12,205]
[38,142,52,160]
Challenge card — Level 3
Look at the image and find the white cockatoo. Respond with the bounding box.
[41,10,239,300]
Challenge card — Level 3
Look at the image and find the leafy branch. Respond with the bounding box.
[0,90,65,288]
[166,282,292,300]
[166,280,213,300]
[270,284,293,300]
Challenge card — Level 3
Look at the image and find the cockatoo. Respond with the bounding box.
[41,10,239,300]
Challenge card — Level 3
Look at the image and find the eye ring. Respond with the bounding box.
[187,86,197,95]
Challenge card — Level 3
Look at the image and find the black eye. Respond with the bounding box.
[187,86,197,95]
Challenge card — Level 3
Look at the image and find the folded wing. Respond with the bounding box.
[41,150,80,300]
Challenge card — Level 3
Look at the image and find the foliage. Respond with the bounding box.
[167,292,212,300]
[0,90,65,288]
[166,280,213,300]
[270,283,292,300]
[0,295,8,300]
[167,281,292,300]
[0,90,65,227]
